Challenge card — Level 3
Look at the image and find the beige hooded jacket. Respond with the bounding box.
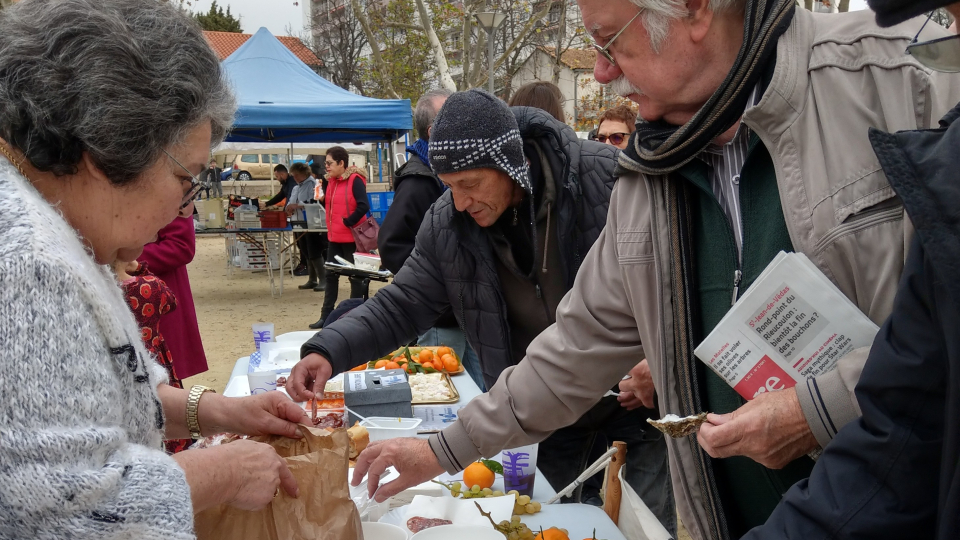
[428,9,960,540]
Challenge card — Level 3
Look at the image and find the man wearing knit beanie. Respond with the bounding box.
[743,3,960,539]
[292,90,677,532]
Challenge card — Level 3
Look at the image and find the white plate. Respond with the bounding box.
[362,522,408,540]
[274,330,318,345]
[411,525,503,540]
[381,503,629,540]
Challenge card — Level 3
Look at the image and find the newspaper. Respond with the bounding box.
[694,251,879,400]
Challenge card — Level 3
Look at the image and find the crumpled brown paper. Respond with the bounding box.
[194,426,363,540]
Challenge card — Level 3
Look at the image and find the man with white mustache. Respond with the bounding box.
[299,1,960,538]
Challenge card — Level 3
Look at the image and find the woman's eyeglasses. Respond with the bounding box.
[596,132,629,146]
[906,11,960,73]
[163,150,203,210]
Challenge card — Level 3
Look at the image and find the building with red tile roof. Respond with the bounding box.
[203,30,322,68]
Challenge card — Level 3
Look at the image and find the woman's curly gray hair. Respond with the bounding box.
[0,0,236,185]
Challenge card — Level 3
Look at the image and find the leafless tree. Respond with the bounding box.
[303,0,370,93]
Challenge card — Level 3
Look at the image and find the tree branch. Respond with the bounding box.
[350,0,400,99]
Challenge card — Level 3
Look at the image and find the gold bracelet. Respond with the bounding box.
[186,385,216,439]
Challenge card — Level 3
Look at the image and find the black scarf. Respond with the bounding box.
[620,0,795,175]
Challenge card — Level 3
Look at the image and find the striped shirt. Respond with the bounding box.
[699,85,762,261]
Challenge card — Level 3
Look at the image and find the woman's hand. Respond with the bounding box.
[202,392,308,439]
[219,439,298,510]
[176,439,298,513]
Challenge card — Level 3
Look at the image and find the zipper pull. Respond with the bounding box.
[731,270,742,306]
[536,284,542,299]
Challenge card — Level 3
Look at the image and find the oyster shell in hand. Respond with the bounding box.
[647,412,709,438]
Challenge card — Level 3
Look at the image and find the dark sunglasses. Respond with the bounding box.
[163,150,203,210]
[596,132,629,146]
[906,11,960,73]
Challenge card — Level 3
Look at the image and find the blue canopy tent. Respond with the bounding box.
[221,27,412,144]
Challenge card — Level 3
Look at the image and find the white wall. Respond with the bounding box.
[511,50,602,125]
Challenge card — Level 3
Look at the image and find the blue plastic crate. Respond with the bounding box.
[367,192,395,213]
[370,211,386,225]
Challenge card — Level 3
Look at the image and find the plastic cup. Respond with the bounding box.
[248,371,277,395]
[252,322,274,351]
[502,443,538,497]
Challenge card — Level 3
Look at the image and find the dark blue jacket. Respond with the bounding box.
[745,105,960,540]
[302,108,618,387]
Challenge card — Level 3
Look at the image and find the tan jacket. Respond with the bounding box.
[428,9,960,540]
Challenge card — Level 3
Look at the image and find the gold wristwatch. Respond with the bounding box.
[186,385,216,439]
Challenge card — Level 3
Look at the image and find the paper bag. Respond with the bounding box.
[195,426,363,540]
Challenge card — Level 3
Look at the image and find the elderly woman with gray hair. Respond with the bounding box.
[0,0,308,537]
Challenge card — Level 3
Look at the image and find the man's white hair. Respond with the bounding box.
[628,0,745,52]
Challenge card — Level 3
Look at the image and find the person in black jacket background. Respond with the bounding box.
[378,88,486,391]
[264,164,298,208]
[745,3,960,539]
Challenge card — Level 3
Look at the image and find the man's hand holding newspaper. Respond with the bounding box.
[697,388,818,469]
[692,252,879,468]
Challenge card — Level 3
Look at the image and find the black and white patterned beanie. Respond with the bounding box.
[428,88,532,193]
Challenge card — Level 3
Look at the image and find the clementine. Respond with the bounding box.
[441,354,459,372]
[385,361,401,370]
[436,346,454,359]
[418,349,435,364]
[374,359,389,369]
[534,528,569,540]
[462,461,496,490]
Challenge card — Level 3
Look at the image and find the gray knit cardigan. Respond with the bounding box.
[0,159,195,539]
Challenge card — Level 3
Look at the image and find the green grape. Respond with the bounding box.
[517,495,531,505]
[507,532,520,540]
[450,489,461,498]
[482,487,493,496]
[451,481,462,492]
[507,490,520,497]
[471,485,482,494]
[513,503,525,515]
[499,520,511,528]
[524,503,536,514]
[511,516,521,525]
[493,490,504,497]
[530,501,542,512]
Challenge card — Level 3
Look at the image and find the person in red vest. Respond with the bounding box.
[310,145,369,329]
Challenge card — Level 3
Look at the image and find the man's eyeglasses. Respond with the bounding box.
[596,132,630,146]
[592,11,642,67]
[163,149,203,210]
[906,11,960,73]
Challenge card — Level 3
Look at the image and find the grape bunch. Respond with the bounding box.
[508,492,542,515]
[435,481,543,516]
[495,516,536,540]
[448,481,506,499]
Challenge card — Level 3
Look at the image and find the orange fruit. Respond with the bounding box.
[462,461,496,490]
[534,529,569,540]
[436,346,454,358]
[441,354,459,371]
[405,363,417,374]
[374,359,389,369]
[385,361,401,370]
[418,349,435,363]
[392,356,403,363]
[349,364,367,372]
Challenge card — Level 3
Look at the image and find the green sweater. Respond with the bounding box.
[677,135,815,537]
